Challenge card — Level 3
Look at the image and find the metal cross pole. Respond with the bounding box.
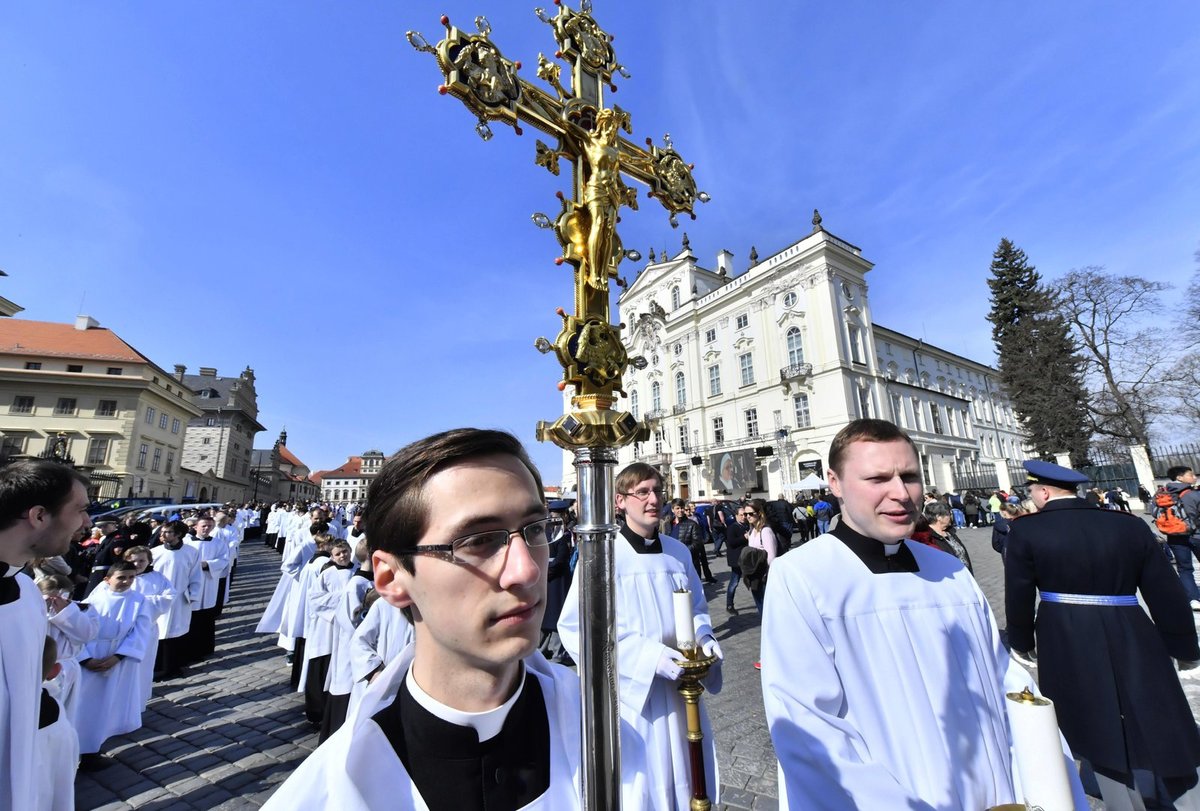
[408,4,708,809]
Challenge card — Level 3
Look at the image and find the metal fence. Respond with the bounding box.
[954,460,999,492]
[1149,444,1200,479]
[1074,449,1139,494]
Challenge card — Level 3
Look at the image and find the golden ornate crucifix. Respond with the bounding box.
[408,0,708,451]
[408,5,709,808]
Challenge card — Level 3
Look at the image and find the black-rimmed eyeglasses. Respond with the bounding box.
[620,487,665,501]
[398,516,562,567]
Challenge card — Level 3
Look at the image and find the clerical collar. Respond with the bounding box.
[405,665,526,742]
[831,520,919,574]
[0,562,18,578]
[619,521,663,555]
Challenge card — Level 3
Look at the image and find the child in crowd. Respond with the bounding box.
[346,590,413,717]
[322,538,372,740]
[36,636,79,811]
[149,520,202,682]
[300,539,355,731]
[75,561,155,770]
[124,546,177,708]
[38,573,99,727]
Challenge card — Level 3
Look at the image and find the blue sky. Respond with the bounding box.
[3,2,1198,483]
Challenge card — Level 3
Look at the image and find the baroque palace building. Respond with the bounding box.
[0,316,202,500]
[560,215,1028,500]
[312,450,385,505]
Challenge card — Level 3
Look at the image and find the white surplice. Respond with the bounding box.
[1,568,47,811]
[327,571,372,696]
[74,586,154,754]
[558,532,721,810]
[256,536,313,638]
[262,645,582,811]
[347,599,413,717]
[298,563,354,692]
[183,534,230,611]
[35,690,78,811]
[45,600,99,727]
[763,533,1041,810]
[130,570,176,707]
[150,544,202,639]
[215,524,239,606]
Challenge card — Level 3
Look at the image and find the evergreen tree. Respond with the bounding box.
[985,239,1090,462]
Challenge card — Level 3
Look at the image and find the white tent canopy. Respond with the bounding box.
[793,472,827,491]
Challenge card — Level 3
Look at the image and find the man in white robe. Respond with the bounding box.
[182,516,230,662]
[0,460,91,811]
[347,594,414,717]
[264,428,582,810]
[558,462,723,810]
[149,521,202,680]
[213,511,239,609]
[760,419,1082,810]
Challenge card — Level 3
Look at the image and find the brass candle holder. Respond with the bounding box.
[676,643,718,811]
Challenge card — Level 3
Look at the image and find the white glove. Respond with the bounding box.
[656,647,685,681]
[700,635,723,661]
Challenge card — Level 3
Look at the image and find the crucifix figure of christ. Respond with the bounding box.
[409,4,709,809]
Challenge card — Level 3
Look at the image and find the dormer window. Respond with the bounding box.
[671,286,681,309]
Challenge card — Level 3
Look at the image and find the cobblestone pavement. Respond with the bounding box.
[77,521,1196,810]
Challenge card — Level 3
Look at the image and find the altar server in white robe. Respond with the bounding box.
[124,546,177,707]
[75,562,155,763]
[760,419,1086,810]
[182,516,230,662]
[286,531,331,689]
[36,637,78,811]
[0,461,91,811]
[299,539,355,725]
[257,519,323,647]
[347,589,414,716]
[264,428,583,811]
[150,521,202,680]
[213,512,240,609]
[322,538,372,740]
[558,461,723,810]
[39,574,99,726]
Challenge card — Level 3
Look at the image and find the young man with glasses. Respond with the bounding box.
[265,429,582,810]
[559,462,723,810]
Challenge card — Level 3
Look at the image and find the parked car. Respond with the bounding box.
[134,502,225,521]
[87,496,172,517]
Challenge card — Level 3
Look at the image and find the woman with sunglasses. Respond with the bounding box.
[743,499,778,615]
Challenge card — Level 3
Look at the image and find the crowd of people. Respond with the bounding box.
[6,418,1200,810]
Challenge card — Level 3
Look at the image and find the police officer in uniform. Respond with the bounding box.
[1006,460,1200,810]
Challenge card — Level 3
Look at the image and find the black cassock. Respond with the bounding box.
[1006,497,1200,778]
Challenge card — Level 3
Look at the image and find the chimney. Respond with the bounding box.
[74,315,99,331]
[173,364,186,381]
[716,249,733,278]
[198,367,217,377]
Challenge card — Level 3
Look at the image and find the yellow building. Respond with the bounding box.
[0,315,203,501]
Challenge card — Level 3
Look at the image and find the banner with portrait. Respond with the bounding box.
[709,449,755,493]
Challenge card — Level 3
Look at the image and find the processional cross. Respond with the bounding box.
[409,4,708,808]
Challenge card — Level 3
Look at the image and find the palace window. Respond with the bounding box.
[67,364,83,373]
[675,372,686,407]
[786,327,805,367]
[708,364,721,397]
[86,438,109,466]
[630,390,639,420]
[712,416,725,443]
[55,398,77,415]
[152,447,162,472]
[11,396,34,414]
[738,353,754,387]
[145,406,156,425]
[24,362,41,370]
[704,328,716,344]
[735,313,749,330]
[171,418,180,434]
[793,394,811,429]
[651,382,661,412]
[106,367,122,375]
[783,291,797,308]
[97,400,118,417]
[671,286,681,309]
[137,443,149,469]
[159,413,169,430]
[745,408,759,438]
[848,325,864,364]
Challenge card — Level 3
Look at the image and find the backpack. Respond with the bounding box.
[815,502,832,519]
[1154,489,1196,536]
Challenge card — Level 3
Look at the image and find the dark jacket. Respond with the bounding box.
[1006,497,1200,776]
[725,522,749,570]
[541,527,573,631]
[664,517,701,551]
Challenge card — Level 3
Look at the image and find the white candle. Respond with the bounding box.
[1006,690,1074,811]
[673,590,695,648]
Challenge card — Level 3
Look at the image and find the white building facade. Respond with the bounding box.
[559,220,1028,499]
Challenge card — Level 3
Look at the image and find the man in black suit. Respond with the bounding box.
[1006,459,1200,810]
